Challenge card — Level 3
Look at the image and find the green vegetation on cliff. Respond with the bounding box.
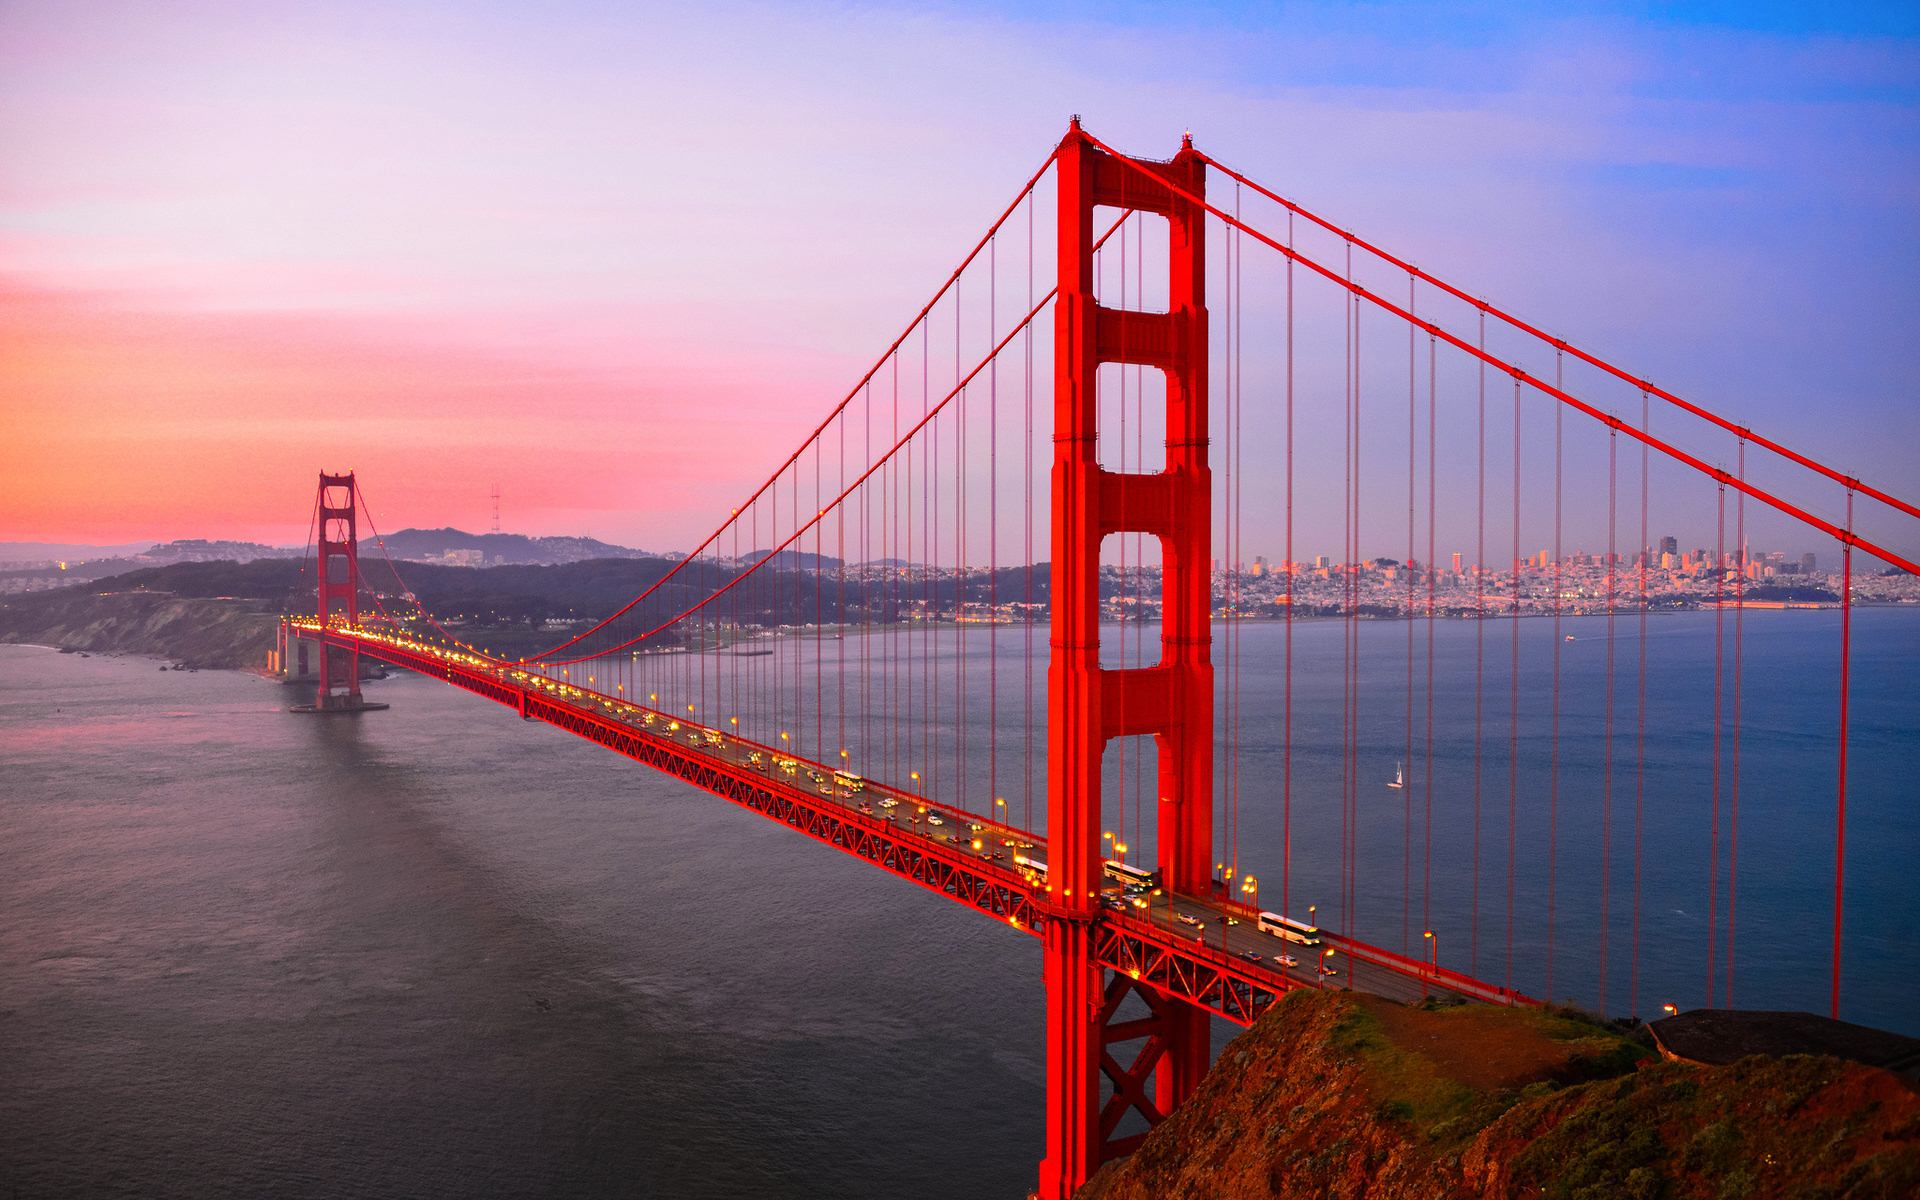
[1079,990,1918,1200]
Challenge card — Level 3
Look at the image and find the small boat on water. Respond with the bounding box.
[1387,760,1405,790]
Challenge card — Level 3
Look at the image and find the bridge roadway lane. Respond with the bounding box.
[304,624,1525,1016]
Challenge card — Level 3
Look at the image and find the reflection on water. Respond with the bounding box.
[0,646,1043,1199]
[1,607,1914,1196]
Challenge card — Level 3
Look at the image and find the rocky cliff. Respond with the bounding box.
[1079,990,1918,1200]
[0,588,281,669]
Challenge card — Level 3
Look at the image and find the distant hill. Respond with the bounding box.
[375,527,653,567]
[0,541,155,563]
[133,539,300,565]
[747,548,843,570]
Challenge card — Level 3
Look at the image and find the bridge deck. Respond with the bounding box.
[294,621,1534,1024]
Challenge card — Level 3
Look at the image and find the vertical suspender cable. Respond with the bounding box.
[1602,429,1617,1013]
[1424,333,1436,939]
[1634,390,1649,1018]
[1508,376,1521,993]
[1710,478,1726,1006]
[1405,274,1417,953]
[1024,192,1035,832]
[1473,310,1486,974]
[1832,490,1853,1019]
[990,234,999,823]
[1282,211,1295,918]
[1727,439,1744,1006]
[1549,354,1563,1000]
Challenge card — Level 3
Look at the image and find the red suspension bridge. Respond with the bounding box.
[278,121,1918,1199]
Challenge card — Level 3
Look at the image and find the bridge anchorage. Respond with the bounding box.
[277,115,1915,1200]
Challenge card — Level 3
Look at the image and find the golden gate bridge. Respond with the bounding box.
[275,120,1917,1199]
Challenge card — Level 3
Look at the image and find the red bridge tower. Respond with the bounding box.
[1039,120,1213,1199]
[310,471,371,711]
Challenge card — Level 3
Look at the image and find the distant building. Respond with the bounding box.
[1659,535,1678,557]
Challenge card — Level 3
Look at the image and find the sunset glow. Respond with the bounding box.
[3,1,1915,549]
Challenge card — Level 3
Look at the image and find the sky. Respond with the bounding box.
[1,0,1915,557]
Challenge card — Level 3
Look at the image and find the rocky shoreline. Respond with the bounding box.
[1078,990,1918,1199]
[0,588,282,671]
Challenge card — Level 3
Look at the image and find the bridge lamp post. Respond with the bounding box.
[1308,903,1318,928]
[1320,947,1337,987]
[1661,1002,1678,1018]
[1423,929,1437,999]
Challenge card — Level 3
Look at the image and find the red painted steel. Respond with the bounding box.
[1081,132,1920,579]
[1038,119,1212,1200]
[290,622,1509,1029]
[313,472,362,709]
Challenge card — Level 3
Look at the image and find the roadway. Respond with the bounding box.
[296,621,1528,1017]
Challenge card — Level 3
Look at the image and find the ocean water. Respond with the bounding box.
[1,608,1914,1197]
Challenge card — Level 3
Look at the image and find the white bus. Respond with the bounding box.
[1103,860,1160,890]
[1014,854,1049,878]
[1255,912,1322,946]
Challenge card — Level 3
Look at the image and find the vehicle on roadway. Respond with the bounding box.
[1014,854,1048,878]
[1103,859,1160,890]
[1239,950,1263,962]
[1275,953,1299,968]
[1255,911,1323,946]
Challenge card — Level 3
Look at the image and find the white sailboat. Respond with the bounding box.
[1387,760,1405,790]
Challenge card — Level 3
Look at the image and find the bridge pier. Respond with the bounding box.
[1037,119,1212,1200]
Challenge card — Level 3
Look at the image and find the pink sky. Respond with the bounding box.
[2,1,1914,550]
